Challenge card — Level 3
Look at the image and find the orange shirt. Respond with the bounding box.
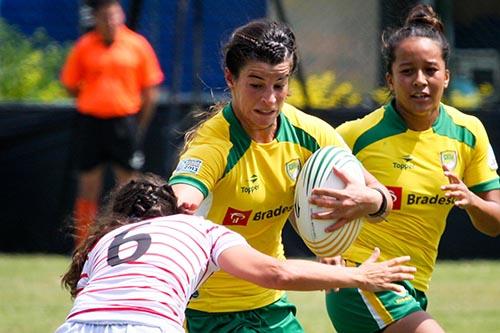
[61,26,164,118]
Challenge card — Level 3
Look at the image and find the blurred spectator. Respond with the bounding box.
[60,0,164,246]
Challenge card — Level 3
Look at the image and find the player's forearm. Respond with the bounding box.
[220,247,361,291]
[220,246,413,292]
[265,259,361,291]
[264,255,414,293]
[467,196,500,237]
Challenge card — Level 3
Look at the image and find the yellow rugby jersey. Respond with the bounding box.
[337,101,499,292]
[169,103,346,312]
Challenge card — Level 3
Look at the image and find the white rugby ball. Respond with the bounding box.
[293,146,364,257]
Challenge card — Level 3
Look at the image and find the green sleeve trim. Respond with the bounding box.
[222,104,252,176]
[168,175,209,198]
[352,102,478,155]
[276,111,320,152]
[222,104,322,175]
[432,104,476,148]
[469,177,500,193]
[352,102,407,155]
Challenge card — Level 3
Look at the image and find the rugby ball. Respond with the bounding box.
[293,146,364,257]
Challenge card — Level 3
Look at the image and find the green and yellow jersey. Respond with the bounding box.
[169,103,346,312]
[337,101,499,292]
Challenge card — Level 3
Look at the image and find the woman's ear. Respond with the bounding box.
[224,68,234,88]
[385,72,393,92]
[444,69,450,89]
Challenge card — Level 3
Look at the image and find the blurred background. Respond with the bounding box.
[1,0,499,255]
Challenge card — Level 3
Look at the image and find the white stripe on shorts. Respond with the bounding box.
[54,321,177,333]
[358,289,386,329]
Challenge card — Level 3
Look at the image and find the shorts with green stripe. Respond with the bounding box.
[325,279,427,333]
[185,294,304,333]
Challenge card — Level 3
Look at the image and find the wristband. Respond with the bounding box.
[368,187,388,218]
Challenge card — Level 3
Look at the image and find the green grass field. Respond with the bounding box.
[1,255,499,333]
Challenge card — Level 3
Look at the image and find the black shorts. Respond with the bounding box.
[73,114,143,172]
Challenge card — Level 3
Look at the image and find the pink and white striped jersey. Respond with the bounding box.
[64,214,248,332]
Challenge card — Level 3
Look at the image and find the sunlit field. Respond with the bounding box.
[0,254,499,333]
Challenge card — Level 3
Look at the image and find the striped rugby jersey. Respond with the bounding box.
[337,101,499,292]
[64,214,247,331]
[170,102,347,312]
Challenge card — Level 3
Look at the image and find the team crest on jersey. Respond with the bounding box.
[174,158,202,174]
[487,144,498,170]
[285,159,301,181]
[440,150,457,171]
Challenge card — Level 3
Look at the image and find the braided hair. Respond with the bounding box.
[381,4,449,74]
[109,176,179,219]
[224,19,298,78]
[62,173,182,298]
[177,19,298,157]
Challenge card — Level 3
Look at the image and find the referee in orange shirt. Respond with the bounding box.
[61,0,164,246]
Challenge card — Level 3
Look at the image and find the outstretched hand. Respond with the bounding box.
[309,166,380,232]
[357,248,416,292]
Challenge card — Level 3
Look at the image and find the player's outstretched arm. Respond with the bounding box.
[218,246,415,292]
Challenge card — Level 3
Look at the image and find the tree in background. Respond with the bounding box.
[0,19,69,102]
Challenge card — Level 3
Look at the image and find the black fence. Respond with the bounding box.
[0,102,498,258]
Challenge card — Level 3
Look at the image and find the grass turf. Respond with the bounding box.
[0,254,498,332]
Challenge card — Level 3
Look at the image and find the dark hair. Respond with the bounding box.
[61,173,182,298]
[223,19,298,78]
[176,20,298,156]
[381,4,450,74]
[86,0,120,12]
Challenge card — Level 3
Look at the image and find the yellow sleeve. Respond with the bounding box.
[335,120,357,150]
[464,117,500,192]
[169,123,229,197]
